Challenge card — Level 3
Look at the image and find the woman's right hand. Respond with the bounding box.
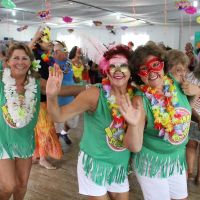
[46,64,63,97]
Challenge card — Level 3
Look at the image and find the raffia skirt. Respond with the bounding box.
[33,102,63,159]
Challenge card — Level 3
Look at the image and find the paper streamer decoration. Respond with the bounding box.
[93,21,102,26]
[17,25,28,32]
[1,0,16,9]
[63,16,73,23]
[196,16,200,24]
[184,6,197,15]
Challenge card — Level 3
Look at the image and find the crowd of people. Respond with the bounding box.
[0,26,200,200]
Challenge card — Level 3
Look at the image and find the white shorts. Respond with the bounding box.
[135,171,188,200]
[54,115,79,133]
[77,151,129,196]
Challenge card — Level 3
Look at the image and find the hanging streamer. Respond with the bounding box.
[164,0,168,33]
[1,0,16,9]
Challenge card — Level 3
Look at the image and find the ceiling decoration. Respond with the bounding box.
[0,0,199,29]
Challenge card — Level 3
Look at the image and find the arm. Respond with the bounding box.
[46,65,99,122]
[119,94,145,152]
[181,81,200,96]
[40,78,86,96]
[28,26,43,49]
[47,87,99,122]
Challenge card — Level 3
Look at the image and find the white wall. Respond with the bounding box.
[0,23,37,41]
[0,23,197,52]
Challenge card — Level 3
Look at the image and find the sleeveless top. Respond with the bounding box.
[0,69,40,159]
[72,63,84,81]
[132,74,191,178]
[80,84,131,186]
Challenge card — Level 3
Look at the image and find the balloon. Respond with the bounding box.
[1,0,16,9]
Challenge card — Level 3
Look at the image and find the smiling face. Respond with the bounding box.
[7,49,31,78]
[53,43,68,61]
[168,63,188,83]
[138,55,164,89]
[107,54,130,88]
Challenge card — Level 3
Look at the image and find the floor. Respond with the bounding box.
[24,116,200,200]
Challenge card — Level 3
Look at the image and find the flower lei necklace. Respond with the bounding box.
[102,78,134,149]
[140,75,184,138]
[2,68,37,128]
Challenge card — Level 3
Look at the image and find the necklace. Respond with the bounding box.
[102,78,134,150]
[140,75,190,141]
[2,68,37,128]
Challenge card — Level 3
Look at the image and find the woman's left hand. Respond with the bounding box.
[119,94,142,126]
[46,64,63,97]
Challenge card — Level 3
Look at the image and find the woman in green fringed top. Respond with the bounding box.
[0,42,85,200]
[0,43,41,200]
[46,45,143,200]
[124,44,191,200]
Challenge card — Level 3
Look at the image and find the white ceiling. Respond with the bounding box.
[0,0,199,29]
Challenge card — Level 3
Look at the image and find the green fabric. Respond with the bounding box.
[132,74,191,178]
[80,84,130,186]
[0,78,40,159]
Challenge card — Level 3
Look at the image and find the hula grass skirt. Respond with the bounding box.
[33,102,63,159]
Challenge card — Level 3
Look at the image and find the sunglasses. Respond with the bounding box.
[109,63,129,73]
[138,57,164,77]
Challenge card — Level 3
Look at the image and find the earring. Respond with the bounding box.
[28,70,31,75]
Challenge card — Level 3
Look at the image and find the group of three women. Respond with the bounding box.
[0,41,195,200]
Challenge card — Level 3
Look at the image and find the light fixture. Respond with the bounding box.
[116,12,121,20]
[193,0,198,8]
[45,22,58,26]
[13,19,17,23]
[12,10,16,16]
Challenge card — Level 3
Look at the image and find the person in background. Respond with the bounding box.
[69,46,84,84]
[125,44,191,200]
[185,42,198,72]
[0,43,8,69]
[46,45,142,200]
[53,40,79,145]
[127,41,134,51]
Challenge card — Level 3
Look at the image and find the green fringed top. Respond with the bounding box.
[0,76,40,159]
[80,84,130,186]
[132,74,191,178]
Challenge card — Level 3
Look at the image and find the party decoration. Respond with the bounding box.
[93,20,102,26]
[102,78,134,150]
[106,25,114,30]
[63,16,73,23]
[184,6,197,15]
[1,0,16,9]
[196,16,200,24]
[175,0,190,10]
[37,10,50,20]
[17,25,28,32]
[140,76,191,144]
[41,26,51,43]
[121,26,128,31]
[68,29,74,33]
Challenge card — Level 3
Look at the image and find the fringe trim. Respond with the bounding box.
[133,147,186,178]
[0,142,34,159]
[82,151,128,186]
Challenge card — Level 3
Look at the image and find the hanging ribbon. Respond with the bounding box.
[1,0,16,9]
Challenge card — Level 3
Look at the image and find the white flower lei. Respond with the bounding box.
[2,68,37,128]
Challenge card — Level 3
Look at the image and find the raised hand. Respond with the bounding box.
[119,94,143,126]
[181,79,200,96]
[46,64,63,97]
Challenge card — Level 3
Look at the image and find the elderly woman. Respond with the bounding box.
[124,44,191,200]
[46,45,142,200]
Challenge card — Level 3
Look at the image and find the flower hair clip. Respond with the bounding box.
[32,60,41,72]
